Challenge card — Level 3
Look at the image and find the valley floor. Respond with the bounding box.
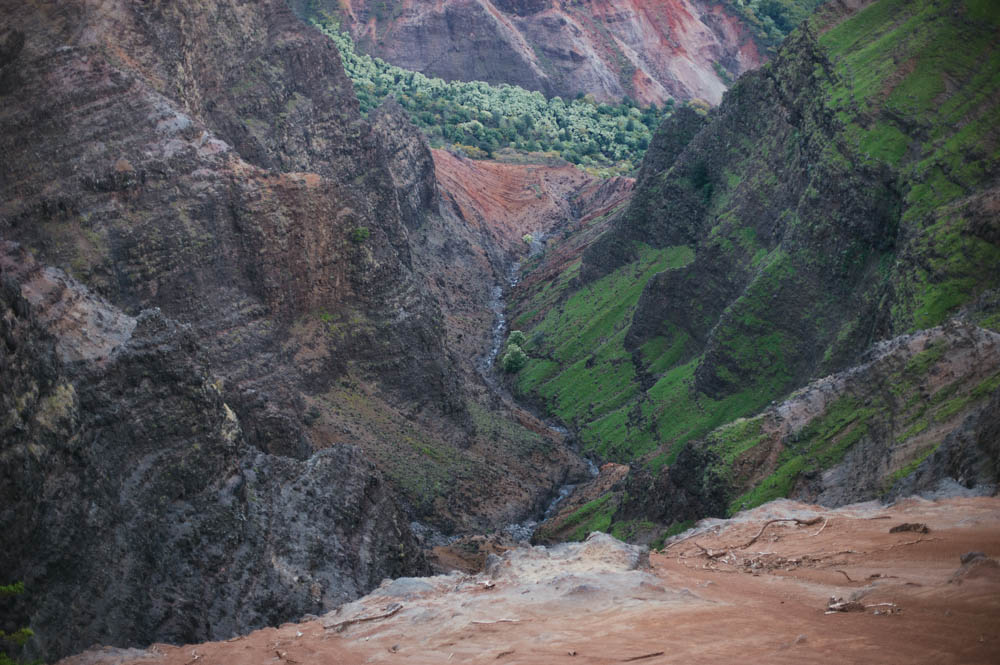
[60,496,1000,664]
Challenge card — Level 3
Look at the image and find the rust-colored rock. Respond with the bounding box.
[320,0,764,105]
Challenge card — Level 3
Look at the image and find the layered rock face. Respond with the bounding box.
[0,0,583,658]
[0,0,462,453]
[0,244,427,661]
[299,0,763,105]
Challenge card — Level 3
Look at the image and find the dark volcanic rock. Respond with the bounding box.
[0,0,582,658]
[0,244,427,662]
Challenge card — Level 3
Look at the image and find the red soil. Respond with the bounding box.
[432,149,631,254]
[59,496,1000,665]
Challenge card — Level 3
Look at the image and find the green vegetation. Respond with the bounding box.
[0,582,34,665]
[501,331,530,373]
[310,17,669,173]
[501,345,529,373]
[557,494,617,541]
[514,244,703,460]
[348,226,370,243]
[817,0,1000,332]
[508,1,999,544]
[723,0,827,49]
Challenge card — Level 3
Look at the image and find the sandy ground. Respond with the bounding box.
[60,496,1000,665]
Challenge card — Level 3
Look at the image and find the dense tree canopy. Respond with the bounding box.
[312,18,671,174]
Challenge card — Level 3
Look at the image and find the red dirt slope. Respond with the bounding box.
[59,496,1000,664]
[433,149,633,254]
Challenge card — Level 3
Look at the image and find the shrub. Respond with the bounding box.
[308,18,669,174]
[349,226,370,243]
[501,344,528,373]
[508,330,527,347]
[0,582,34,665]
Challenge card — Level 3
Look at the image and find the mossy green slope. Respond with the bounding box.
[513,0,1000,542]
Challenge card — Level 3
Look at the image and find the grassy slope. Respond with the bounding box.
[818,0,1000,332]
[511,0,1000,539]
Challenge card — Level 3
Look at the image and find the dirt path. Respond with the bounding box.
[59,496,1000,665]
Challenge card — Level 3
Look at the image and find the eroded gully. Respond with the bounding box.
[478,232,599,541]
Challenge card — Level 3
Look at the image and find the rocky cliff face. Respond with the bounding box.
[0,0,587,658]
[0,244,427,661]
[298,0,763,105]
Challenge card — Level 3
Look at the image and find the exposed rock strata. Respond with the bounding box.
[0,0,586,657]
[0,244,427,662]
[299,0,764,105]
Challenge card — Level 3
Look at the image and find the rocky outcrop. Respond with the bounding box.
[299,0,764,105]
[0,244,427,662]
[617,323,1000,528]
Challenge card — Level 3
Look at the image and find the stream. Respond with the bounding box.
[477,231,600,542]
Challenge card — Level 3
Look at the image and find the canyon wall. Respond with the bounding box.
[297,0,765,105]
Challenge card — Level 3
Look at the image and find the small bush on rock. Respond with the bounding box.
[501,344,528,373]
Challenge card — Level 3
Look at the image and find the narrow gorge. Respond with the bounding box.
[2,0,999,663]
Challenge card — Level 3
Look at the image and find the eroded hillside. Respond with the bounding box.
[3,0,999,661]
[297,0,768,105]
[0,0,593,658]
[507,0,1000,541]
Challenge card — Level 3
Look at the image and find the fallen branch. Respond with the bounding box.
[810,518,830,537]
[325,603,402,632]
[471,619,521,625]
[882,537,940,551]
[693,542,727,559]
[736,517,822,549]
[622,652,665,662]
[826,597,865,613]
[834,569,855,583]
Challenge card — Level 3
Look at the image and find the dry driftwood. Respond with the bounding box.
[325,603,402,632]
[736,517,823,549]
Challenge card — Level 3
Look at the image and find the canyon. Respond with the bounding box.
[1,0,999,663]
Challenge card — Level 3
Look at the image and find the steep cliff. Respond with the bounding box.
[297,0,765,105]
[0,0,585,658]
[0,244,427,661]
[507,0,1000,541]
